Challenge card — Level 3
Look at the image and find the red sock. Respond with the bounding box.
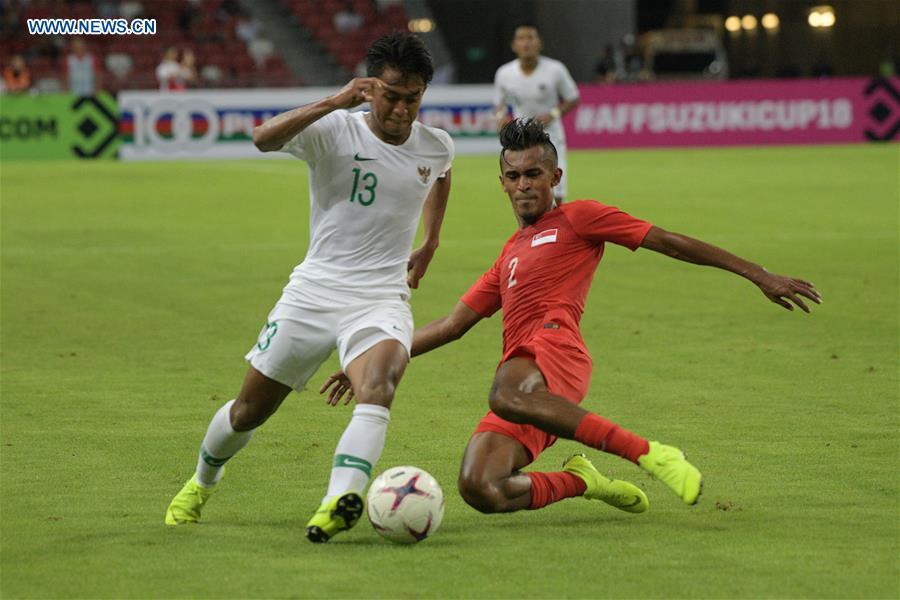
[574,413,650,464]
[526,472,587,510]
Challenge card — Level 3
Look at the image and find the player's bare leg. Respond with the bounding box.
[165,367,291,525]
[458,431,646,513]
[489,358,587,436]
[457,432,533,513]
[344,338,409,410]
[306,338,409,542]
[490,357,702,505]
[231,366,293,430]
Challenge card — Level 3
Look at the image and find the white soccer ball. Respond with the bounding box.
[366,466,444,544]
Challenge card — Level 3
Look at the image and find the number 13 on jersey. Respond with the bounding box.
[350,168,378,206]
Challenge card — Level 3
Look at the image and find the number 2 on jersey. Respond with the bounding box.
[507,256,519,288]
[350,168,378,206]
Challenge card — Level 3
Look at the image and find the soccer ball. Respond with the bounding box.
[366,466,444,544]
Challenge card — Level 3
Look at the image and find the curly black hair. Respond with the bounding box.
[366,31,434,84]
[499,118,558,166]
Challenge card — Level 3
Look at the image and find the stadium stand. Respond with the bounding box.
[0,0,322,91]
[279,0,408,73]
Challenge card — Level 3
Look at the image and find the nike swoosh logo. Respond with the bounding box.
[354,153,376,161]
[625,496,643,507]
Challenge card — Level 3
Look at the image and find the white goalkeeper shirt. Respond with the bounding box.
[493,56,579,145]
[279,109,454,301]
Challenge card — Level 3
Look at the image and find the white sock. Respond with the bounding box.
[323,404,391,501]
[195,399,254,487]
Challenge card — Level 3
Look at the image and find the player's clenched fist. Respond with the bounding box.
[330,77,378,109]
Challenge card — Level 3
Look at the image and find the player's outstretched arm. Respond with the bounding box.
[252,77,380,152]
[408,171,452,289]
[411,301,482,357]
[640,226,823,312]
[320,302,483,406]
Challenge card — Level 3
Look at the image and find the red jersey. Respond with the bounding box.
[461,200,652,362]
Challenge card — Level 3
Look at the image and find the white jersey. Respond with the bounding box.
[493,56,579,145]
[279,109,454,301]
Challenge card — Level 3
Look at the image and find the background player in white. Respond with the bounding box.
[493,23,579,202]
[164,32,454,544]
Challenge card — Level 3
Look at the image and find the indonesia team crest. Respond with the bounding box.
[417,166,431,184]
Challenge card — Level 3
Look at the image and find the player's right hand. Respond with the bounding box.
[330,78,377,109]
[320,370,355,406]
[754,272,822,313]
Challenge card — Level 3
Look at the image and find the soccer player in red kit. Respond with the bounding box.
[323,118,821,515]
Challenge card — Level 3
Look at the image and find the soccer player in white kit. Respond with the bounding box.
[164,32,454,543]
[493,24,579,202]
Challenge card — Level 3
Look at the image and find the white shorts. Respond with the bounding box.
[244,296,413,392]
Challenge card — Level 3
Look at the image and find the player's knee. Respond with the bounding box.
[355,380,396,407]
[457,475,506,514]
[488,386,527,424]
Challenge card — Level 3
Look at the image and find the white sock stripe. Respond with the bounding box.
[195,399,252,487]
[324,405,390,499]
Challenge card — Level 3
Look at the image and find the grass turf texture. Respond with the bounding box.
[1,144,898,599]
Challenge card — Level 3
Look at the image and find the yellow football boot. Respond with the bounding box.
[305,492,365,543]
[638,441,703,505]
[563,453,649,513]
[165,474,218,525]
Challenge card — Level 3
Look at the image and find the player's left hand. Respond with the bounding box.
[534,112,554,125]
[320,370,354,406]
[754,272,822,313]
[407,244,436,289]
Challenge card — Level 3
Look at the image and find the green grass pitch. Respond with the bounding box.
[1,144,898,599]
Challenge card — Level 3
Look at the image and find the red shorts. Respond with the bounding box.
[473,333,592,465]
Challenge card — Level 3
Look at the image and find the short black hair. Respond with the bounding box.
[499,118,558,166]
[513,22,539,34]
[366,31,434,84]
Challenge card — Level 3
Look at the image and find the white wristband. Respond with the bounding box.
[550,107,561,120]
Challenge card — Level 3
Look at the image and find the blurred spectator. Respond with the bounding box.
[373,0,402,13]
[615,34,644,82]
[593,44,615,83]
[334,1,363,34]
[97,1,120,18]
[236,12,261,44]
[156,47,197,92]
[248,38,275,69]
[105,52,135,87]
[119,1,144,20]
[66,38,101,97]
[3,54,31,94]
